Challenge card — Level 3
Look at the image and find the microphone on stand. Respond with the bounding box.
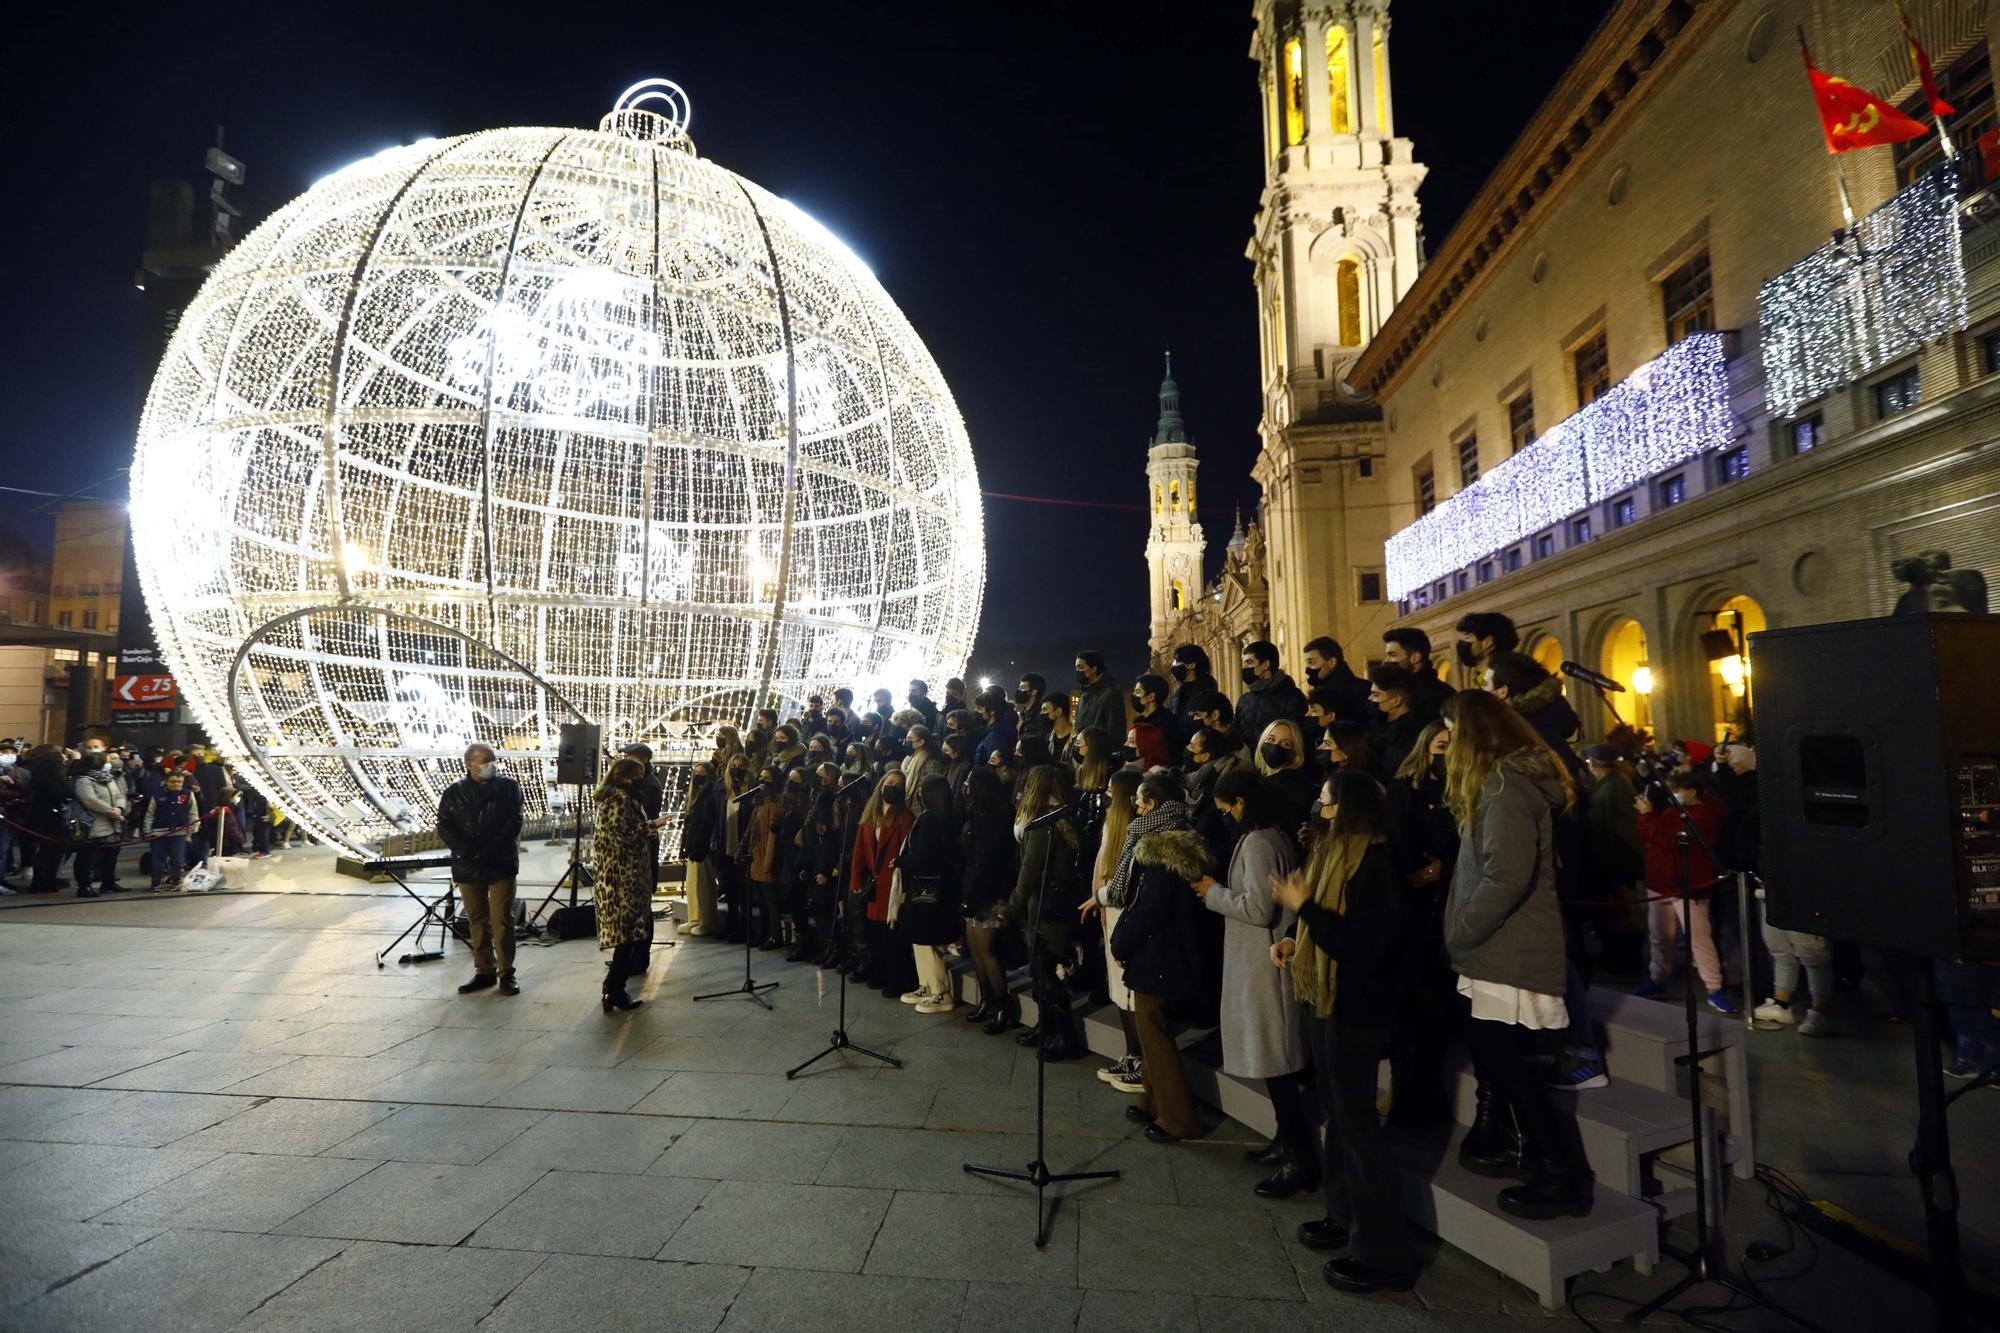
[731,781,772,806]
[1559,661,1627,693]
[834,775,872,801]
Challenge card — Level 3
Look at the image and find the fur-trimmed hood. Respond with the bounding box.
[1509,676,1582,753]
[1489,744,1569,810]
[1134,826,1212,881]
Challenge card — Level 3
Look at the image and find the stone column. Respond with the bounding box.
[1300,8,1334,163]
[1354,8,1381,138]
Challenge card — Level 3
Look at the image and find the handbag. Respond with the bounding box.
[885,867,906,925]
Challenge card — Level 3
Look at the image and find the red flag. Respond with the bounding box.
[1801,47,1930,152]
[1893,0,1955,118]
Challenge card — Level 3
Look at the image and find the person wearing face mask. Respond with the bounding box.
[437,743,526,995]
[907,680,940,731]
[1039,693,1077,763]
[900,725,948,808]
[1302,636,1373,730]
[1107,769,1211,1132]
[1191,768,1313,1195]
[719,757,757,944]
[1379,628,1456,723]
[679,763,720,937]
[1366,665,1427,784]
[1185,725,1250,866]
[1317,722,1375,787]
[1484,652,1582,771]
[851,771,918,996]
[71,748,130,896]
[822,707,852,754]
[712,726,746,772]
[1453,611,1520,679]
[999,764,1088,1060]
[0,744,23,889]
[591,756,656,1011]
[940,733,975,804]
[1071,650,1125,746]
[897,774,963,1013]
[962,765,1021,1029]
[1014,674,1050,744]
[775,768,812,955]
[1383,721,1459,1127]
[799,769,844,965]
[1234,641,1306,754]
[970,688,1017,767]
[746,765,788,949]
[1253,720,1318,842]
[1130,674,1182,756]
[1166,645,1218,733]
[768,726,806,776]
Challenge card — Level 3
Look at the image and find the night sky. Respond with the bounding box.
[6,1,1611,689]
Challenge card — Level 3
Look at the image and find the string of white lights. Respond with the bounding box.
[1759,166,1967,419]
[131,93,986,856]
[1385,331,1730,600]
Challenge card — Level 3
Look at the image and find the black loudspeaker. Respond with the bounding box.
[1754,613,2000,962]
[555,722,602,787]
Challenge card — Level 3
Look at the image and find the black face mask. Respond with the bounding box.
[1427,754,1447,781]
[881,785,905,807]
[1240,666,1260,686]
[1455,641,1480,668]
[1260,742,1292,769]
[1315,750,1337,775]
[1217,809,1239,832]
[1173,662,1195,681]
[1131,695,1147,712]
[1074,669,1092,687]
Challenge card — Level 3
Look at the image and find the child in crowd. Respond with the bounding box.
[1635,770,1736,1014]
[144,772,198,890]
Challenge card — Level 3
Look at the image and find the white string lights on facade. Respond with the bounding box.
[1385,332,1730,600]
[1759,167,1967,419]
[130,83,986,855]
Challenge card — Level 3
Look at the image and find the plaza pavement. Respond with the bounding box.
[0,848,1988,1331]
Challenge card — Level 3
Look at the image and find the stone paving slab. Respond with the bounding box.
[484,1108,693,1175]
[645,1116,842,1184]
[476,1254,749,1333]
[2,1142,222,1221]
[0,1219,161,1312]
[271,1161,544,1246]
[97,1151,380,1232]
[467,1168,715,1258]
[231,1239,546,1333]
[659,1178,892,1272]
[9,1228,347,1332]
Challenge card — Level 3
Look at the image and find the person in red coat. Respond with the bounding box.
[849,771,917,996]
[1634,769,1734,1012]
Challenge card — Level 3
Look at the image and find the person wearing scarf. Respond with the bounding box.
[1272,770,1416,1295]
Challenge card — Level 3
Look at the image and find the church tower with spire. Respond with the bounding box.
[1247,0,1425,668]
[1145,354,1206,659]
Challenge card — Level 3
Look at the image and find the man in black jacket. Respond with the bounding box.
[437,742,526,995]
[1234,639,1306,750]
[1302,636,1373,729]
[1166,645,1218,732]
[1072,650,1125,743]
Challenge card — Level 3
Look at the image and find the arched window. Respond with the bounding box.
[1283,38,1306,146]
[1169,480,1181,513]
[1325,26,1353,135]
[1336,255,1363,347]
[1600,617,1653,734]
[1172,580,1187,611]
[1705,594,1765,742]
[1153,484,1162,514]
[1528,633,1562,675]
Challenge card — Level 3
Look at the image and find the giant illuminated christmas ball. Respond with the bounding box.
[131,82,985,853]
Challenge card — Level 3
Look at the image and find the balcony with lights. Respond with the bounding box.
[1385,330,1736,607]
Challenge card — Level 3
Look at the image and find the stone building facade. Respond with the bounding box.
[1348,0,2000,746]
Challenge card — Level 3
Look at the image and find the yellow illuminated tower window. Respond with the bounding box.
[1284,38,1305,145]
[1326,26,1352,134]
[1372,27,1389,131]
[1336,256,1362,346]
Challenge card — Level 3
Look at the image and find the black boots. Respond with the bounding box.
[965,994,996,1024]
[601,967,642,1013]
[982,994,1020,1035]
[1499,1156,1594,1219]
[1244,1137,1284,1166]
[1252,1147,1321,1199]
[1458,1082,1528,1180]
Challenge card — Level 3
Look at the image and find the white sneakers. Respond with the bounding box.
[915,991,958,1014]
[1798,1009,1832,1037]
[1752,998,1796,1026]
[900,988,928,1004]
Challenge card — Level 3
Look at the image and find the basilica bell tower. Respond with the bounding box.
[1145,354,1206,659]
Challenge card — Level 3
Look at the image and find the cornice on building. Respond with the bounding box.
[1348,0,1722,401]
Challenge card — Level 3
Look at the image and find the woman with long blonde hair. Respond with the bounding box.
[1254,718,1318,834]
[1079,767,1144,1087]
[1437,689,1588,1221]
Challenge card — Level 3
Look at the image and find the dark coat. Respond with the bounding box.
[1408,671,1457,727]
[896,807,961,944]
[435,774,523,883]
[1134,706,1183,758]
[681,781,718,863]
[1073,676,1125,744]
[1004,815,1083,950]
[1293,842,1407,1028]
[973,712,1017,767]
[1169,671,1220,730]
[1508,677,1583,771]
[961,806,1016,917]
[1234,671,1306,750]
[1310,661,1374,725]
[1110,827,1212,1010]
[1372,711,1428,786]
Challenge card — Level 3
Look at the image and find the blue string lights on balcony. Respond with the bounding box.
[1385,332,1731,601]
[1759,167,1967,419]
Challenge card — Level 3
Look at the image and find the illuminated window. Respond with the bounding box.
[1571,515,1592,544]
[1336,256,1362,346]
[1661,250,1714,344]
[1874,365,1920,418]
[1372,27,1388,130]
[1573,329,1611,406]
[1790,413,1823,453]
[1611,495,1637,528]
[1169,481,1181,512]
[1658,474,1686,508]
[1153,484,1162,513]
[1534,532,1556,559]
[1507,390,1535,453]
[1171,581,1187,611]
[1715,446,1750,483]
[1284,38,1306,146]
[1325,26,1352,135]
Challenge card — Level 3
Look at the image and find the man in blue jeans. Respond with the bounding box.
[145,771,199,889]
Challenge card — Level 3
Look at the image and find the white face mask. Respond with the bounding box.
[474,761,497,781]
[0,754,14,767]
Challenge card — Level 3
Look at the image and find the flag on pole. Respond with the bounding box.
[1892,0,1955,118]
[1800,44,1930,152]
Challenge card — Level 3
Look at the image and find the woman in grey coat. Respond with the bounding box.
[1192,768,1312,1198]
[72,753,129,897]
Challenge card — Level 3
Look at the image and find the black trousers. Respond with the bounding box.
[1265,1068,1319,1157]
[843,889,872,969]
[717,859,749,941]
[1030,938,1076,1044]
[1307,1012,1413,1276]
[1464,1014,1580,1169]
[605,940,647,993]
[866,918,916,994]
[80,839,121,889]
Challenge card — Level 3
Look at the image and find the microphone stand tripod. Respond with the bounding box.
[788,777,899,1076]
[1623,792,1823,1331]
[693,784,778,1008]
[963,798,1119,1246]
